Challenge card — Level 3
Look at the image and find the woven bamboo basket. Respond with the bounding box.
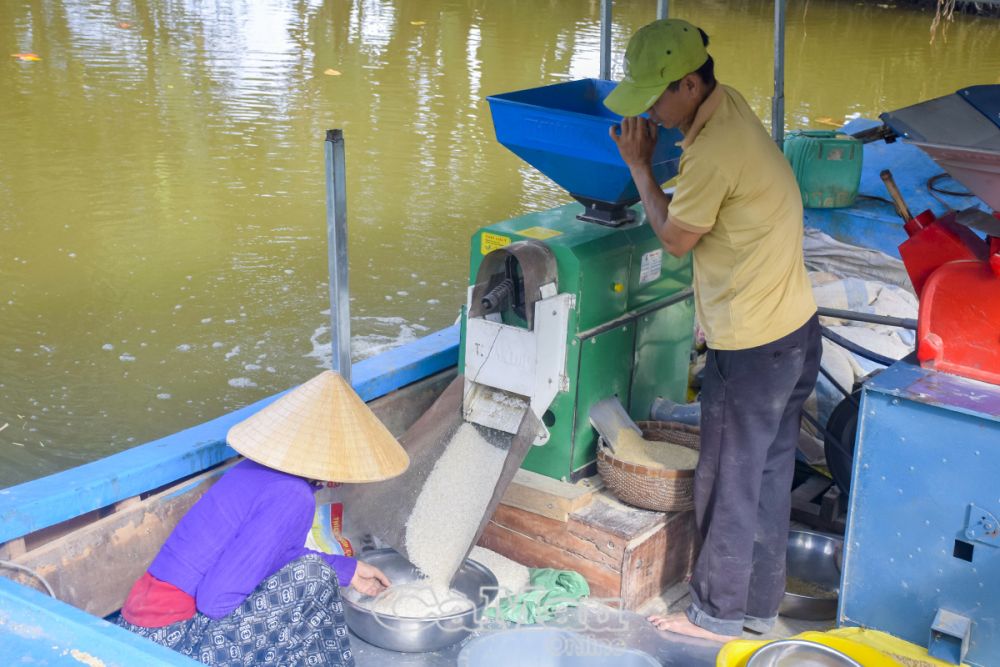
[597,420,701,513]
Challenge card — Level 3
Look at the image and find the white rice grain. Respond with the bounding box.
[405,422,508,587]
[364,581,473,618]
[469,546,530,597]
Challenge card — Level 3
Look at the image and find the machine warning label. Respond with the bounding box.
[519,226,562,241]
[639,249,663,284]
[481,232,511,255]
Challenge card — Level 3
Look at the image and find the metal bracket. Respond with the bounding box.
[929,608,972,664]
[964,504,1000,547]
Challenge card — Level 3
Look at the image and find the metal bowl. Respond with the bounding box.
[747,639,861,666]
[778,530,842,621]
[343,548,498,653]
[458,628,660,667]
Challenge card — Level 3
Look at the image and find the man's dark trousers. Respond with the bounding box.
[686,313,821,636]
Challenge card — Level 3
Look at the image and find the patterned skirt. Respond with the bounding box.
[117,554,354,666]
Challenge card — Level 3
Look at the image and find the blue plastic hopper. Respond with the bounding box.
[487,79,683,224]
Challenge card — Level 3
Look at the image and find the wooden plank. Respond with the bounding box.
[500,469,602,522]
[23,510,103,552]
[0,537,26,560]
[0,324,459,544]
[791,475,831,507]
[571,492,667,540]
[490,504,621,569]
[479,522,621,601]
[620,511,697,610]
[9,464,234,617]
[114,496,142,512]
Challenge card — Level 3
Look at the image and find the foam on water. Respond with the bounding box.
[306,316,430,368]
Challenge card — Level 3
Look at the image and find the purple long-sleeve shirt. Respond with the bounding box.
[148,459,357,619]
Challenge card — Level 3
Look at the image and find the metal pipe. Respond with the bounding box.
[324,129,352,382]
[820,326,897,367]
[577,288,693,341]
[816,306,917,331]
[771,0,786,148]
[600,0,612,80]
[656,0,669,20]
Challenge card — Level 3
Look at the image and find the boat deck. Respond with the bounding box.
[351,604,722,666]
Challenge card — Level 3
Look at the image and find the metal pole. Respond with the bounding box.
[771,0,786,148]
[600,0,612,80]
[656,0,668,19]
[324,129,352,383]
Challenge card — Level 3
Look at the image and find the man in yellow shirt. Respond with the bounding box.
[604,19,820,642]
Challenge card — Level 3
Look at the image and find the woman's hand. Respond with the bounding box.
[350,561,391,597]
[609,116,659,170]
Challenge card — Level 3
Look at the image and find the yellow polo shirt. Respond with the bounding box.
[668,84,815,350]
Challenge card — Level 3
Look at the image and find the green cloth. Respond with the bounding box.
[484,568,590,624]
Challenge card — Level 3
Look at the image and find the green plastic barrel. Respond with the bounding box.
[783,130,862,208]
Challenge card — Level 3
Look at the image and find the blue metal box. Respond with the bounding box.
[841,358,1000,666]
[486,79,682,213]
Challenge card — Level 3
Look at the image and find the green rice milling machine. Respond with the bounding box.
[458,79,695,482]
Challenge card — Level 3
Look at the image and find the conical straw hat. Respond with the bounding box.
[227,370,409,482]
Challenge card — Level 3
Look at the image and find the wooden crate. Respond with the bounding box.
[480,474,697,610]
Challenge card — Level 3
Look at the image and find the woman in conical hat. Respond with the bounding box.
[116,371,409,666]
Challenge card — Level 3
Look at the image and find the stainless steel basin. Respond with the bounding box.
[746,639,861,666]
[458,628,660,666]
[778,530,842,621]
[343,548,498,653]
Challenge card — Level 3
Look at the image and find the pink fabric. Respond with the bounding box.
[121,571,196,628]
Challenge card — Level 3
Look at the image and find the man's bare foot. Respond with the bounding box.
[647,612,733,643]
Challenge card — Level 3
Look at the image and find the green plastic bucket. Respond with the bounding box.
[783,130,862,208]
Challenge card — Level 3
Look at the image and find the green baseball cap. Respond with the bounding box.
[604,19,709,117]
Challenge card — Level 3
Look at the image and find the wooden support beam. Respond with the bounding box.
[113,496,142,513]
[0,537,26,560]
[790,474,846,534]
[500,469,602,522]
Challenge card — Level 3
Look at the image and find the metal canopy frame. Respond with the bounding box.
[598,1,786,146]
[327,3,789,376]
[325,129,352,382]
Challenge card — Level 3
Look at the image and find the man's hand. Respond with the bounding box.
[609,116,659,169]
[609,116,704,257]
[350,561,391,597]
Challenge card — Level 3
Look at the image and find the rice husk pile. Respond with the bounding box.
[890,657,940,667]
[613,428,699,470]
[404,421,509,590]
[785,575,837,600]
[469,546,530,597]
[364,581,474,618]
